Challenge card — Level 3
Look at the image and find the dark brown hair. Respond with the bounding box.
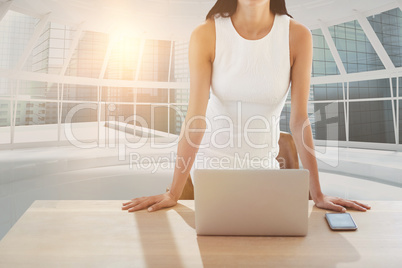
[206,0,293,20]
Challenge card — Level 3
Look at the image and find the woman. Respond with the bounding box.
[122,0,371,213]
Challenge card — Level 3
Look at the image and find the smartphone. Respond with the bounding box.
[325,213,358,231]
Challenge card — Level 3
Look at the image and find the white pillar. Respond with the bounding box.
[354,11,395,70]
[318,20,347,76]
[15,12,51,71]
[133,39,146,136]
[60,24,84,76]
[0,0,13,23]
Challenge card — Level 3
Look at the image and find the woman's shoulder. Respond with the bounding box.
[289,17,312,50]
[191,16,216,41]
[289,16,312,43]
[189,17,216,63]
[288,16,312,66]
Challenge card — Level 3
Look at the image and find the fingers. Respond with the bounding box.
[121,200,142,210]
[351,200,371,210]
[122,196,153,211]
[127,199,155,212]
[336,199,367,212]
[122,201,132,206]
[327,202,346,213]
[316,196,371,213]
[148,200,167,212]
[122,193,176,213]
[122,197,145,207]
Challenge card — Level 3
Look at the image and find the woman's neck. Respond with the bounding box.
[231,2,274,37]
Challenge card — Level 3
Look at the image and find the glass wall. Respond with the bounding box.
[349,100,395,143]
[0,7,401,148]
[305,8,401,146]
[311,29,340,77]
[399,100,401,144]
[0,11,38,70]
[0,10,182,143]
[368,8,402,68]
[329,20,384,73]
[65,31,109,78]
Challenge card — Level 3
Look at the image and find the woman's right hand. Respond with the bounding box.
[121,191,178,213]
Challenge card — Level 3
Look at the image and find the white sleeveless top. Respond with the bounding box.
[190,13,291,182]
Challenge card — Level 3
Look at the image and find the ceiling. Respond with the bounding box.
[2,0,401,41]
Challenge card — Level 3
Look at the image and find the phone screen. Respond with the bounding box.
[325,213,357,230]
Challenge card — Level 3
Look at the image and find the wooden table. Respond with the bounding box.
[0,200,401,267]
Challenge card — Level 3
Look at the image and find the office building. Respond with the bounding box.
[0,1,401,266]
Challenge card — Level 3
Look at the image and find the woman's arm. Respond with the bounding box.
[168,20,214,202]
[122,20,214,212]
[288,20,370,212]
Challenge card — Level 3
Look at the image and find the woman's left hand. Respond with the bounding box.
[314,194,371,212]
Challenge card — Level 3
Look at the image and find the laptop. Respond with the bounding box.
[193,169,310,236]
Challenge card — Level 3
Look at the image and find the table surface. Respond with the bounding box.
[0,200,401,268]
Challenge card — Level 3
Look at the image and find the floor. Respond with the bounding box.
[1,125,402,240]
